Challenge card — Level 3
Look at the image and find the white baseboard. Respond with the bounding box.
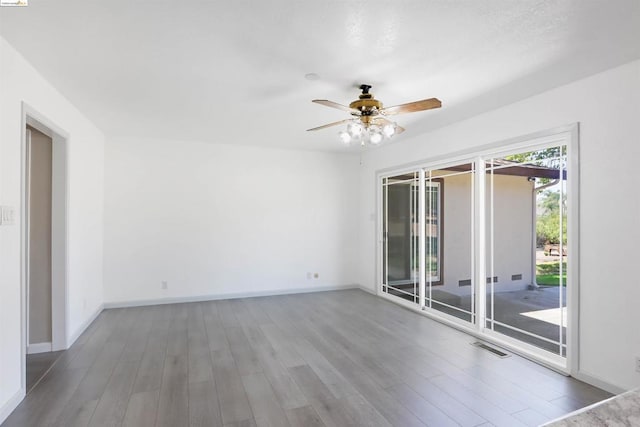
[27,342,52,354]
[104,284,364,309]
[67,303,104,348]
[0,388,25,425]
[573,370,626,395]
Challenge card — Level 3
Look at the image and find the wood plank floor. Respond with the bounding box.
[26,351,64,394]
[3,290,612,427]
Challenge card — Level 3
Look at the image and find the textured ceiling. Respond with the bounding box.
[1,0,639,151]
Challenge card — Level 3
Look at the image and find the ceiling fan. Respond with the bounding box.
[307,84,441,146]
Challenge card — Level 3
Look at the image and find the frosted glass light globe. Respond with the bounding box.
[347,122,363,137]
[338,131,351,144]
[382,123,396,138]
[370,131,383,144]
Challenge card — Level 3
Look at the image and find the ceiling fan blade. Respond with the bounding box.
[312,99,358,113]
[307,119,353,132]
[381,98,442,115]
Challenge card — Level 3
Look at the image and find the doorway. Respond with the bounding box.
[21,106,69,393]
[26,125,53,354]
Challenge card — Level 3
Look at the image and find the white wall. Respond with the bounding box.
[103,138,360,304]
[357,60,640,392]
[0,37,105,422]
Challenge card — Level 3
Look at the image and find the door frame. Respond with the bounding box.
[20,102,69,391]
[375,124,579,375]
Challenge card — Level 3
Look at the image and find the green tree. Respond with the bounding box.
[505,147,564,185]
[505,146,562,168]
[540,190,560,213]
[504,147,567,246]
[536,190,566,245]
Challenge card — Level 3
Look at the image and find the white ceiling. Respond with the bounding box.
[1,0,639,152]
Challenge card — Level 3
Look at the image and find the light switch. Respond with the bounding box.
[0,206,16,226]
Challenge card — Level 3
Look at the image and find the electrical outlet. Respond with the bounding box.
[161,281,168,290]
[635,356,640,373]
[314,273,319,279]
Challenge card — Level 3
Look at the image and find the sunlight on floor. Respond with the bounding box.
[521,307,567,327]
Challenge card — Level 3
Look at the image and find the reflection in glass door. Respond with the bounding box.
[382,172,419,304]
[485,145,568,356]
[424,163,476,324]
[381,163,477,325]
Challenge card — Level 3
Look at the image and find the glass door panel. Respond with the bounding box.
[424,163,475,323]
[485,146,568,356]
[382,172,419,304]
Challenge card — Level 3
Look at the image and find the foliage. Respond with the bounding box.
[536,189,566,245]
[539,190,560,212]
[536,274,566,286]
[504,146,564,185]
[504,147,568,245]
[536,261,567,286]
[505,146,562,168]
[537,261,566,274]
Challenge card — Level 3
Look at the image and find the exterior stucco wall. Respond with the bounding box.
[437,172,534,296]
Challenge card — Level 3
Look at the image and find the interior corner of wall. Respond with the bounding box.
[66,302,104,348]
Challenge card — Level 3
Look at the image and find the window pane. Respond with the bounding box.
[426,181,441,281]
[424,163,475,323]
[485,146,568,356]
[382,172,419,304]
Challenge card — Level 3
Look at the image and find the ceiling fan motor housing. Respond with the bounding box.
[349,97,383,116]
[349,84,383,116]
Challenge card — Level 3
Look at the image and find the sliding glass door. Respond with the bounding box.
[378,129,576,368]
[485,145,568,357]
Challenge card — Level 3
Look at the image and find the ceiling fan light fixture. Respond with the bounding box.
[347,121,364,137]
[382,122,396,138]
[338,131,352,144]
[369,129,383,145]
